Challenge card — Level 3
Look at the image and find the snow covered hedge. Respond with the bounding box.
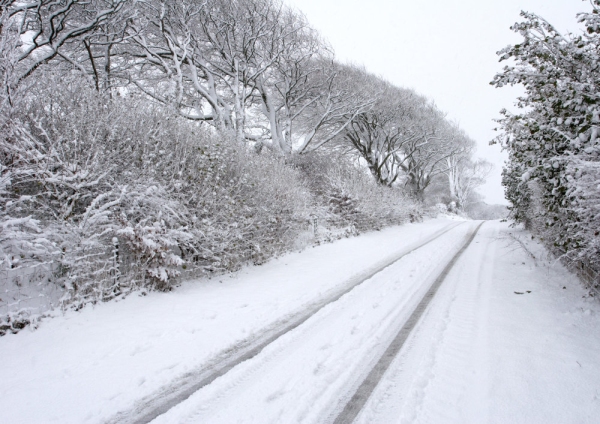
[493,2,600,291]
[292,152,422,237]
[0,76,311,327]
[0,75,420,333]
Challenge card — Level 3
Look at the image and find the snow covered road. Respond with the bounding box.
[355,222,600,424]
[148,222,481,424]
[1,219,599,423]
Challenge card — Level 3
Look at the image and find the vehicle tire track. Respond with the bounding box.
[107,222,464,424]
[147,222,477,424]
[332,222,484,424]
[404,223,497,424]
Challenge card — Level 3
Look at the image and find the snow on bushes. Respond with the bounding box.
[0,77,313,328]
[291,151,421,239]
[493,3,600,277]
[0,76,421,331]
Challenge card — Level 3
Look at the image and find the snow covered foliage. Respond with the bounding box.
[0,0,485,331]
[0,73,311,323]
[493,2,600,272]
[291,152,421,237]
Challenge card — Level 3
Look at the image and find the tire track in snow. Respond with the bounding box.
[332,222,484,424]
[403,224,496,424]
[147,221,476,423]
[108,221,464,424]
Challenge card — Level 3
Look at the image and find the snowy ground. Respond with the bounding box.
[1,218,599,423]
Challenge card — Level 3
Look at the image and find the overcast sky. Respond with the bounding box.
[283,0,588,205]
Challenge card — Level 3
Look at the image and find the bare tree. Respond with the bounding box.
[127,1,224,124]
[0,0,129,104]
[338,69,443,188]
[294,61,375,155]
[448,156,493,209]
[63,7,136,93]
[398,116,464,201]
[127,0,372,155]
[129,0,302,142]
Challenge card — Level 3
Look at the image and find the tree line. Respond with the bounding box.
[0,0,487,328]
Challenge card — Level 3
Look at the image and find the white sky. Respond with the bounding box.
[284,0,588,204]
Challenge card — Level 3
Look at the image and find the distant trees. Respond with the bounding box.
[399,119,464,202]
[341,75,428,186]
[492,1,600,267]
[335,67,480,203]
[445,129,492,209]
